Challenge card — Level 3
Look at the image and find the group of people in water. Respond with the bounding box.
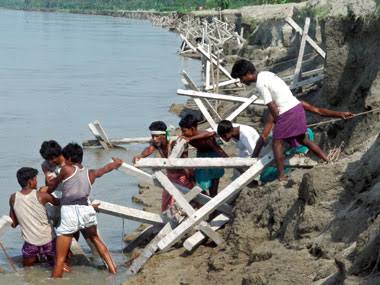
[7,59,353,278]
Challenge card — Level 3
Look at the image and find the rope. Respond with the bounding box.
[0,241,17,272]
[308,108,380,128]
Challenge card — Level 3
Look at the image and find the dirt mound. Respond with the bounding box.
[317,15,380,152]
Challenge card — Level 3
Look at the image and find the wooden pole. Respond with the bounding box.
[293,17,311,85]
[93,199,165,226]
[154,171,225,245]
[157,152,274,251]
[117,163,233,216]
[135,157,260,169]
[183,213,229,251]
[285,17,326,59]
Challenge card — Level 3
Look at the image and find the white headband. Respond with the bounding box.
[150,131,166,135]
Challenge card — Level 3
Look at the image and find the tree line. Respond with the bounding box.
[0,0,302,13]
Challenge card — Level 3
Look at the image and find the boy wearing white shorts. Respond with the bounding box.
[48,142,123,278]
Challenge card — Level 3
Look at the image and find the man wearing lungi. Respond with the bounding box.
[231,59,353,181]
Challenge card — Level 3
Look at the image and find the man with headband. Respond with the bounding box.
[133,121,194,213]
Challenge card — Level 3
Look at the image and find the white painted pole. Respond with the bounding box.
[285,17,326,59]
[135,157,260,169]
[293,17,311,85]
[157,152,274,251]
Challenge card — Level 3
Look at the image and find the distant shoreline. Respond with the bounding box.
[0,6,178,19]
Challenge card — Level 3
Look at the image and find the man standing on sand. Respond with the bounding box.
[231,59,353,181]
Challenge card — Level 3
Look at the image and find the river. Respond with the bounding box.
[0,8,201,284]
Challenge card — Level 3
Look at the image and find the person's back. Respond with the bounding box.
[13,189,53,246]
[49,142,123,278]
[233,124,260,157]
[256,71,300,115]
[61,165,91,206]
[9,167,58,267]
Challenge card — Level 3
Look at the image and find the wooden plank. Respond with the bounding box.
[282,67,324,82]
[193,97,218,131]
[123,225,161,253]
[204,78,241,91]
[177,89,249,103]
[88,122,109,150]
[169,138,187,159]
[181,71,222,120]
[93,199,165,226]
[157,152,274,251]
[285,17,326,59]
[88,121,117,150]
[154,171,224,245]
[127,223,173,275]
[289,74,324,90]
[179,34,197,52]
[174,183,233,217]
[118,163,156,186]
[183,213,229,251]
[117,163,233,216]
[225,94,261,121]
[293,17,310,85]
[184,186,202,202]
[0,215,12,238]
[203,98,222,120]
[197,46,233,80]
[83,137,151,148]
[136,157,259,169]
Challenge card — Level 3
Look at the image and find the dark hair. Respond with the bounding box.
[17,167,38,187]
[217,120,233,136]
[40,140,62,160]
[231,59,256,79]
[179,114,198,129]
[62,143,83,164]
[149,121,167,132]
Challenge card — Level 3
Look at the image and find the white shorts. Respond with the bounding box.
[56,205,97,236]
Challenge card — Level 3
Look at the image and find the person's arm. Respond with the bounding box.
[182,130,215,142]
[88,157,123,184]
[133,145,156,164]
[46,165,72,193]
[301,101,354,118]
[38,189,60,206]
[267,101,279,121]
[8,194,18,228]
[252,113,274,157]
[208,137,228,158]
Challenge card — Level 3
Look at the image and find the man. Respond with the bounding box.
[231,59,353,181]
[180,114,228,197]
[217,120,260,158]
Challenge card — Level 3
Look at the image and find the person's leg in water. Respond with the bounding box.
[84,225,116,274]
[273,139,287,181]
[22,256,38,267]
[52,234,73,278]
[209,178,219,197]
[295,134,328,161]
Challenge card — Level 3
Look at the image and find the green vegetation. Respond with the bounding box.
[0,0,303,13]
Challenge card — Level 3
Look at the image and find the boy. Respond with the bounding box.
[40,140,65,187]
[133,121,194,212]
[217,120,260,158]
[231,59,353,180]
[9,167,59,267]
[179,114,228,197]
[48,143,123,278]
[39,140,66,227]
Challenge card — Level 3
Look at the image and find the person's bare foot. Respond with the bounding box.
[63,263,71,273]
[278,175,288,181]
